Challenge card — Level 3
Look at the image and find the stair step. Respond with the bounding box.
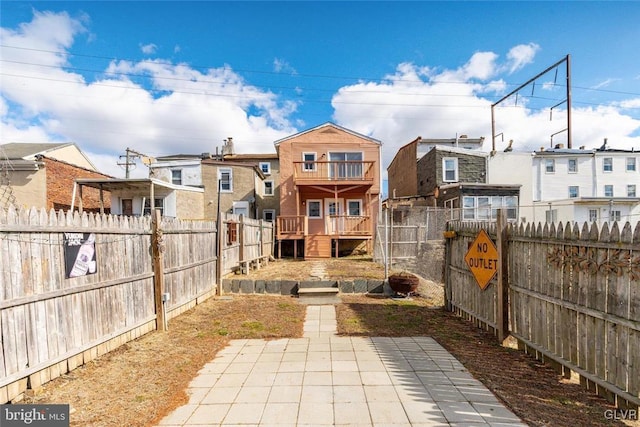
[298,287,339,295]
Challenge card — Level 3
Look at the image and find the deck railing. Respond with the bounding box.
[276,215,307,237]
[293,161,375,182]
[326,215,371,236]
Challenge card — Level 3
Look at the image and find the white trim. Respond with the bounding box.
[218,168,233,192]
[307,199,322,218]
[442,157,459,182]
[263,180,274,196]
[259,162,271,175]
[263,209,275,222]
[347,199,362,216]
[302,152,317,171]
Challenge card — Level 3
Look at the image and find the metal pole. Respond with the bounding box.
[566,54,572,148]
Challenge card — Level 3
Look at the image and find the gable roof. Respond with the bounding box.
[1,142,74,159]
[273,122,381,146]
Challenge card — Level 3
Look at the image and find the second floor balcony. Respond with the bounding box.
[293,161,375,185]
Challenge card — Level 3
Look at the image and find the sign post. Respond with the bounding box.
[464,229,499,290]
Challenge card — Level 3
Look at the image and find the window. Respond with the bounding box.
[263,180,274,196]
[627,157,637,172]
[628,185,637,197]
[462,195,518,221]
[477,197,490,220]
[589,209,598,223]
[569,186,579,198]
[307,200,322,218]
[545,159,555,173]
[442,157,459,182]
[171,169,182,185]
[303,152,316,171]
[263,209,275,222]
[329,152,363,178]
[219,168,232,192]
[603,157,613,172]
[604,185,614,197]
[259,162,271,175]
[143,198,164,216]
[462,197,475,220]
[568,158,578,173]
[347,200,362,216]
[611,210,621,222]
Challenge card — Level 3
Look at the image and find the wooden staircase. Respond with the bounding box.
[304,235,332,259]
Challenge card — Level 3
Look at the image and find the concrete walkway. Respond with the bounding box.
[156,305,525,426]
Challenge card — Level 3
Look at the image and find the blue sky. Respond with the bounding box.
[2,1,640,180]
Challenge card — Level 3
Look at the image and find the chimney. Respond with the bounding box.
[579,145,585,150]
[222,137,235,156]
[459,134,468,139]
[554,143,564,149]
[540,147,545,152]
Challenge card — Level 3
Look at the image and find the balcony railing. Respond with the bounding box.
[293,161,375,183]
[326,215,371,236]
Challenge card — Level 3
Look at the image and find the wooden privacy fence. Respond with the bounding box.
[0,207,217,403]
[220,213,274,276]
[445,218,640,408]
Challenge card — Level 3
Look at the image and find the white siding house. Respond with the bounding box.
[531,147,640,225]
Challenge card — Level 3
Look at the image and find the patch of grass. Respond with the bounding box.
[241,320,265,332]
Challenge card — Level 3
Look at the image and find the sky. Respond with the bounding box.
[2,1,640,186]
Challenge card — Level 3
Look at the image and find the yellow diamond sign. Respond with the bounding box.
[464,229,499,290]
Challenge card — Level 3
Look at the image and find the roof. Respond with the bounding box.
[200,159,266,179]
[273,122,381,146]
[74,178,204,193]
[534,147,639,156]
[439,182,521,191]
[1,142,74,159]
[224,153,278,160]
[423,145,489,158]
[418,136,485,146]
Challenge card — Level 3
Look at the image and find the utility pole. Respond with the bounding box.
[118,148,153,178]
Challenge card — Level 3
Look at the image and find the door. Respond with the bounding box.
[122,199,133,216]
[324,198,343,234]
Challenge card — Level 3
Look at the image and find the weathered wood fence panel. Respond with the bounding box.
[221,213,273,276]
[445,219,640,408]
[374,207,448,283]
[0,206,219,403]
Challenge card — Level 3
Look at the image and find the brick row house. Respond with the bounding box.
[0,142,112,212]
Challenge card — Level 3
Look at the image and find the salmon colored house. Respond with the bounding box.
[274,123,381,258]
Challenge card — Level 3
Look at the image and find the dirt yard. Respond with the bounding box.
[20,258,638,427]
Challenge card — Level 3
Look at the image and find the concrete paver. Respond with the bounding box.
[156,304,526,427]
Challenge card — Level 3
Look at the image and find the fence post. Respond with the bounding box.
[496,209,509,343]
[239,215,245,272]
[151,209,167,331]
[216,214,223,295]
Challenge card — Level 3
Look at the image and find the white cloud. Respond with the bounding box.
[505,43,540,74]
[140,43,157,55]
[1,11,298,178]
[591,78,619,90]
[2,11,639,184]
[273,58,297,75]
[332,49,640,172]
